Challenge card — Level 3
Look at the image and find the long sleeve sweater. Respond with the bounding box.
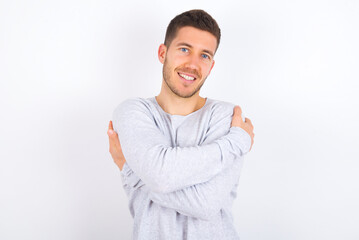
[112,97,251,240]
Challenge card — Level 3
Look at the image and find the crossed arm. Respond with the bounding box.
[118,148,244,220]
[108,99,254,220]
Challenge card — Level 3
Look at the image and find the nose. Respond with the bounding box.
[185,54,201,71]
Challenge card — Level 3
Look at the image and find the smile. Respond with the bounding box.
[178,72,196,81]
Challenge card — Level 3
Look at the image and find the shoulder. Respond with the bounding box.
[113,97,156,121]
[207,98,236,118]
[112,98,158,133]
[114,97,152,114]
[201,99,237,139]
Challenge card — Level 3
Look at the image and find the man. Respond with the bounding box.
[107,9,254,239]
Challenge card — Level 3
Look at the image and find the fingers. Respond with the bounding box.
[108,121,115,136]
[108,121,121,158]
[245,116,254,127]
[245,118,253,126]
[107,121,119,148]
[231,106,244,128]
[233,106,242,116]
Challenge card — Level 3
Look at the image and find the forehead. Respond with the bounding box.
[171,26,217,53]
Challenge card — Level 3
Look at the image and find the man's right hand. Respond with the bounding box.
[108,120,126,171]
[231,106,255,151]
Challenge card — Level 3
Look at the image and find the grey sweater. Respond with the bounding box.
[112,97,251,240]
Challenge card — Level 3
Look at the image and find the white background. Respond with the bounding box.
[1,0,358,239]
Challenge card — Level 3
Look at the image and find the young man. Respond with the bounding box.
[107,9,254,239]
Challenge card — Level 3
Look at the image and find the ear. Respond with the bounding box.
[208,60,215,74]
[158,44,167,64]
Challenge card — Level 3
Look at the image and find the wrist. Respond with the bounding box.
[228,127,252,155]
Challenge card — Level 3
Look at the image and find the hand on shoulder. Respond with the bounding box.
[231,106,255,151]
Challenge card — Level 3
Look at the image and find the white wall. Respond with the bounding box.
[1,0,358,239]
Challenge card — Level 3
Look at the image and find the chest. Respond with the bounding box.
[155,113,212,148]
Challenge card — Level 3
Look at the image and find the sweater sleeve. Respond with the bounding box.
[112,98,251,194]
[147,153,244,221]
[120,128,249,221]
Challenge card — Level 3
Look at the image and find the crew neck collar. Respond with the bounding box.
[150,96,209,118]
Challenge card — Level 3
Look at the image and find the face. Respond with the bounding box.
[158,26,217,98]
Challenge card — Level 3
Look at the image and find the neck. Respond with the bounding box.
[156,81,206,116]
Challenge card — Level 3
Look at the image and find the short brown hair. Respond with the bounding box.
[164,9,221,52]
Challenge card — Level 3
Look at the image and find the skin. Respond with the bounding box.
[107,26,255,170]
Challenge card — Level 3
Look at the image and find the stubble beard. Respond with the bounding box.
[162,58,207,99]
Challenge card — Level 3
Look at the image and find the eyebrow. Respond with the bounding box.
[176,42,214,58]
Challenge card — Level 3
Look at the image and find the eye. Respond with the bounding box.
[180,48,189,52]
[201,54,210,60]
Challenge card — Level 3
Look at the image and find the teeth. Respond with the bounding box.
[179,73,195,81]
